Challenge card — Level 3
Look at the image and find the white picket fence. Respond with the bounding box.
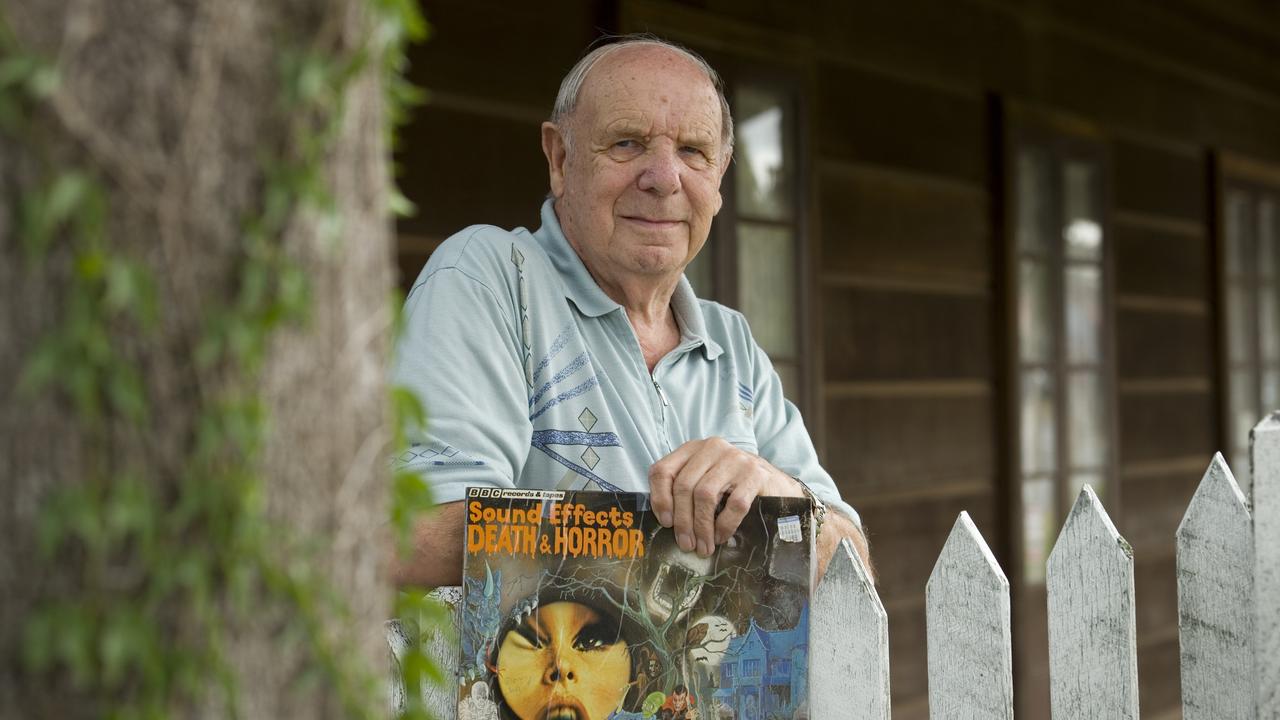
[398,414,1280,719]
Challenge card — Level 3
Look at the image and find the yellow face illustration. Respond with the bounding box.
[495,601,632,720]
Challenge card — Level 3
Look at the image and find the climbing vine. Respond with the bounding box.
[5,1,444,717]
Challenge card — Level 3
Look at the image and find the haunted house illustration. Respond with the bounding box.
[712,607,808,720]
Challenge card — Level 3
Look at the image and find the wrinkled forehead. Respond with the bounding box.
[573,45,722,129]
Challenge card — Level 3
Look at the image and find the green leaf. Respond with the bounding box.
[388,188,416,218]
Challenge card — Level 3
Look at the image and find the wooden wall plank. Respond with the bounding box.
[406,0,596,112]
[1118,471,1200,558]
[823,288,991,381]
[856,492,995,603]
[1117,308,1214,379]
[1114,222,1208,300]
[1118,391,1217,464]
[1113,139,1208,221]
[819,166,989,282]
[825,395,993,497]
[816,63,987,184]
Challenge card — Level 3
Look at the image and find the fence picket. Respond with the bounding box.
[1252,414,1280,715]
[811,537,890,720]
[925,512,1013,719]
[1175,453,1255,719]
[1046,485,1138,719]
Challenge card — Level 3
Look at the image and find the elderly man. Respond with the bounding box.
[391,36,870,587]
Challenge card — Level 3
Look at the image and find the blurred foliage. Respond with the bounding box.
[5,1,447,718]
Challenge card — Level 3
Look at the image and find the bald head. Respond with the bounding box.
[551,36,734,158]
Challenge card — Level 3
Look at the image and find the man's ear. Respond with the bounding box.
[541,122,568,198]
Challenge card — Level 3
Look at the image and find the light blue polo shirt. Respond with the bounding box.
[392,200,859,526]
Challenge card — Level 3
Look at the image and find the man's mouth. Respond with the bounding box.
[621,215,682,228]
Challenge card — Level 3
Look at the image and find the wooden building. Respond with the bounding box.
[394,1,1280,716]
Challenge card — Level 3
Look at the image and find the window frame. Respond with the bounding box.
[1002,108,1119,588]
[1214,152,1280,495]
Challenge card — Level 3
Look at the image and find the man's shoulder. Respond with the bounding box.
[407,222,548,292]
[694,298,751,339]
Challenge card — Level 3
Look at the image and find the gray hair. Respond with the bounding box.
[549,34,734,158]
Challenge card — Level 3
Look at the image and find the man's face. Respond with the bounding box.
[543,46,729,288]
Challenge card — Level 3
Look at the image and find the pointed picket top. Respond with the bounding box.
[1047,485,1138,719]
[1176,452,1256,719]
[1251,414,1280,714]
[811,537,890,720]
[926,512,1013,719]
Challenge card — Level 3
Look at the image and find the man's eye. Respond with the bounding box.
[614,139,640,149]
[679,146,706,157]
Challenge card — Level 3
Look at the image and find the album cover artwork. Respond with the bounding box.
[458,487,813,720]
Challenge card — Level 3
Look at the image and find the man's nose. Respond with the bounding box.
[544,652,576,684]
[637,145,682,196]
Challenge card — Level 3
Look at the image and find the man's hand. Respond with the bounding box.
[648,437,803,557]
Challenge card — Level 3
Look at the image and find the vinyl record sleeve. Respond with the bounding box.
[458,487,813,720]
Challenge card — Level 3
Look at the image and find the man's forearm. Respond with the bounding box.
[816,509,874,587]
[391,500,466,588]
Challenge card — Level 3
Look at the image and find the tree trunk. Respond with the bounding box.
[0,1,394,717]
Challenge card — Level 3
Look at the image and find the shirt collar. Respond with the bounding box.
[534,199,723,361]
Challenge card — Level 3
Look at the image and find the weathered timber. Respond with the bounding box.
[1176,453,1256,719]
[925,512,1013,719]
[1252,415,1280,716]
[1047,486,1139,719]
[812,537,891,720]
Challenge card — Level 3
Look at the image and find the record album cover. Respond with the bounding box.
[458,487,813,720]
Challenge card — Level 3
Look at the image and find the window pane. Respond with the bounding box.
[1065,265,1102,363]
[1063,161,1102,261]
[1231,367,1258,452]
[734,85,791,221]
[1262,283,1279,363]
[1068,371,1107,469]
[1022,475,1054,585]
[1260,197,1276,280]
[1017,149,1052,255]
[1263,366,1280,413]
[737,223,796,357]
[1019,259,1053,363]
[1021,369,1057,475]
[1225,189,1252,277]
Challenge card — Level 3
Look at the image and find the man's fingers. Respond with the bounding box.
[714,483,756,546]
[648,440,702,527]
[690,467,732,557]
[669,444,719,552]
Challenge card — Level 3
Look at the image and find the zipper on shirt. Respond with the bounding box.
[652,378,670,421]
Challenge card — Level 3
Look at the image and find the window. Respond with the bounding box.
[741,659,762,677]
[1010,135,1114,584]
[1219,160,1280,495]
[685,73,808,409]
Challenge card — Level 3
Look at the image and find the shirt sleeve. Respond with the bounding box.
[391,265,532,505]
[748,342,862,529]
